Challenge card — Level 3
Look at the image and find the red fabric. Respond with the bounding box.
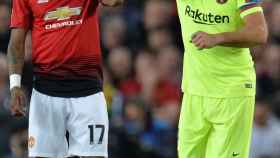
[119,79,141,97]
[119,79,181,106]
[11,0,102,80]
[153,80,181,106]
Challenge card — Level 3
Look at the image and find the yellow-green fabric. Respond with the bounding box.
[177,0,263,97]
[178,93,255,158]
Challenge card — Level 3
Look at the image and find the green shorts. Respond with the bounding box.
[178,93,255,158]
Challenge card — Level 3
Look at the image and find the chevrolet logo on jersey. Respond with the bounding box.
[185,5,230,25]
[44,6,82,21]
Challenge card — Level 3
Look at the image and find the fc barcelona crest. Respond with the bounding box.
[217,0,228,4]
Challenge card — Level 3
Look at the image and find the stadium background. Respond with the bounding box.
[0,0,280,158]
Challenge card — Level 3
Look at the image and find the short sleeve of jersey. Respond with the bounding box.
[10,0,32,29]
[237,0,263,18]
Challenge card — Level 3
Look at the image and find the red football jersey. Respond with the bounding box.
[11,0,102,80]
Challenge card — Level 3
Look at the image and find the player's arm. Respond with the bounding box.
[215,12,268,47]
[8,0,32,117]
[7,28,29,117]
[191,12,268,49]
[8,29,27,75]
[192,0,268,49]
[100,0,124,7]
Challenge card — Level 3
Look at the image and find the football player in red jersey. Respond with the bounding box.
[7,0,123,157]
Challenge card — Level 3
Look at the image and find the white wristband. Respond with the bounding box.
[10,74,21,90]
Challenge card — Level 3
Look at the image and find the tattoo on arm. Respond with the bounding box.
[8,49,19,64]
[7,29,27,75]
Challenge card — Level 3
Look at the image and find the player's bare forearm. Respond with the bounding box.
[7,29,27,75]
[101,0,123,7]
[8,29,28,117]
[191,12,268,49]
[215,12,268,48]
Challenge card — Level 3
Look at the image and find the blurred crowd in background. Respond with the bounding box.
[0,0,280,158]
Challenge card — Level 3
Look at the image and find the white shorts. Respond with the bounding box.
[28,89,109,158]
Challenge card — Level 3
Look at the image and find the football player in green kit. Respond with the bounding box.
[176,0,268,158]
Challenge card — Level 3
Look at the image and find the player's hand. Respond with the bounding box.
[191,31,221,50]
[10,87,27,117]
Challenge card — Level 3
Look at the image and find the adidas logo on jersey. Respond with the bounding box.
[185,5,230,25]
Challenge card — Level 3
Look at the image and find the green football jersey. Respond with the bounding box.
[177,0,263,97]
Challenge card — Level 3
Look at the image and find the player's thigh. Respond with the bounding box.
[67,92,109,157]
[28,89,68,158]
[205,96,255,158]
[178,93,211,158]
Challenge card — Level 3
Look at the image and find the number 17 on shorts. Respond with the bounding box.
[28,90,109,158]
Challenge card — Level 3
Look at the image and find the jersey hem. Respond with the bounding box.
[33,75,103,98]
[182,89,256,98]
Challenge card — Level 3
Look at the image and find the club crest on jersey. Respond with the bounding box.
[217,0,228,4]
[44,6,82,21]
